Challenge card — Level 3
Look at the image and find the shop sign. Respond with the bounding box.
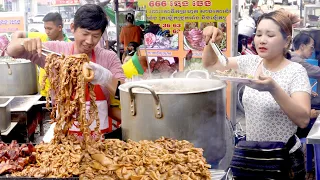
[52,0,80,5]
[0,16,24,33]
[137,0,231,33]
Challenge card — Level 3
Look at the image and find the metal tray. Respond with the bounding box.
[0,174,79,179]
[0,170,228,180]
[0,142,229,180]
[0,177,78,179]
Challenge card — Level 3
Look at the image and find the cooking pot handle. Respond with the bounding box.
[186,70,209,79]
[128,84,162,119]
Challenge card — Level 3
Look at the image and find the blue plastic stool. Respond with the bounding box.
[300,138,314,172]
[314,144,320,180]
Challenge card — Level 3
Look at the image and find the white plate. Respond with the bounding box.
[215,75,253,84]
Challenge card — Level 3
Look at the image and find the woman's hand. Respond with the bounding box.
[310,109,319,119]
[312,91,318,97]
[203,26,224,45]
[248,75,277,92]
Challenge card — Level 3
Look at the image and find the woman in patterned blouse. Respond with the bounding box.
[202,10,310,179]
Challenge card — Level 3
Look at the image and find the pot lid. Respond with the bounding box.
[119,78,226,95]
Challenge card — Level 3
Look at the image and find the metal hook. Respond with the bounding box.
[4,62,12,75]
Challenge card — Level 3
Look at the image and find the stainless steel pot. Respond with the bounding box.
[0,58,38,96]
[119,78,227,165]
[0,97,13,132]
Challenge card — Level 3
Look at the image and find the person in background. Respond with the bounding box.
[203,10,310,178]
[291,33,320,137]
[291,33,319,79]
[249,0,264,24]
[120,13,142,51]
[11,12,71,97]
[249,0,258,16]
[121,41,140,63]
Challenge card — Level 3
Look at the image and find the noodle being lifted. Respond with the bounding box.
[42,53,99,144]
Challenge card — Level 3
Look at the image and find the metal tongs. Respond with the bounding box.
[20,41,62,57]
[210,42,228,66]
[41,48,62,57]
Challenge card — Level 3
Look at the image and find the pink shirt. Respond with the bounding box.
[14,41,125,104]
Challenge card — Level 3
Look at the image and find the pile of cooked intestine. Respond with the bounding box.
[11,54,211,179]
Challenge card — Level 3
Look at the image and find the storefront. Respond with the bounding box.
[50,0,81,21]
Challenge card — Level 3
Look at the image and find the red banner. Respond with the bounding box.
[52,0,80,5]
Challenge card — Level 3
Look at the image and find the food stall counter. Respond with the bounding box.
[307,115,320,179]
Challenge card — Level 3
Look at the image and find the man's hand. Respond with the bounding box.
[83,62,112,87]
[20,37,43,57]
[82,63,94,82]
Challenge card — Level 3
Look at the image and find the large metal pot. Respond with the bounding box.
[119,78,227,165]
[0,58,38,96]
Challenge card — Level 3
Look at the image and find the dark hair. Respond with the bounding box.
[125,13,134,24]
[257,10,293,59]
[238,34,248,53]
[43,12,63,27]
[74,4,108,34]
[128,41,140,49]
[127,41,140,56]
[139,24,145,29]
[293,33,314,50]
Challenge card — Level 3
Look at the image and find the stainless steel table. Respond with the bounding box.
[307,115,320,180]
[307,115,320,144]
[0,95,43,142]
